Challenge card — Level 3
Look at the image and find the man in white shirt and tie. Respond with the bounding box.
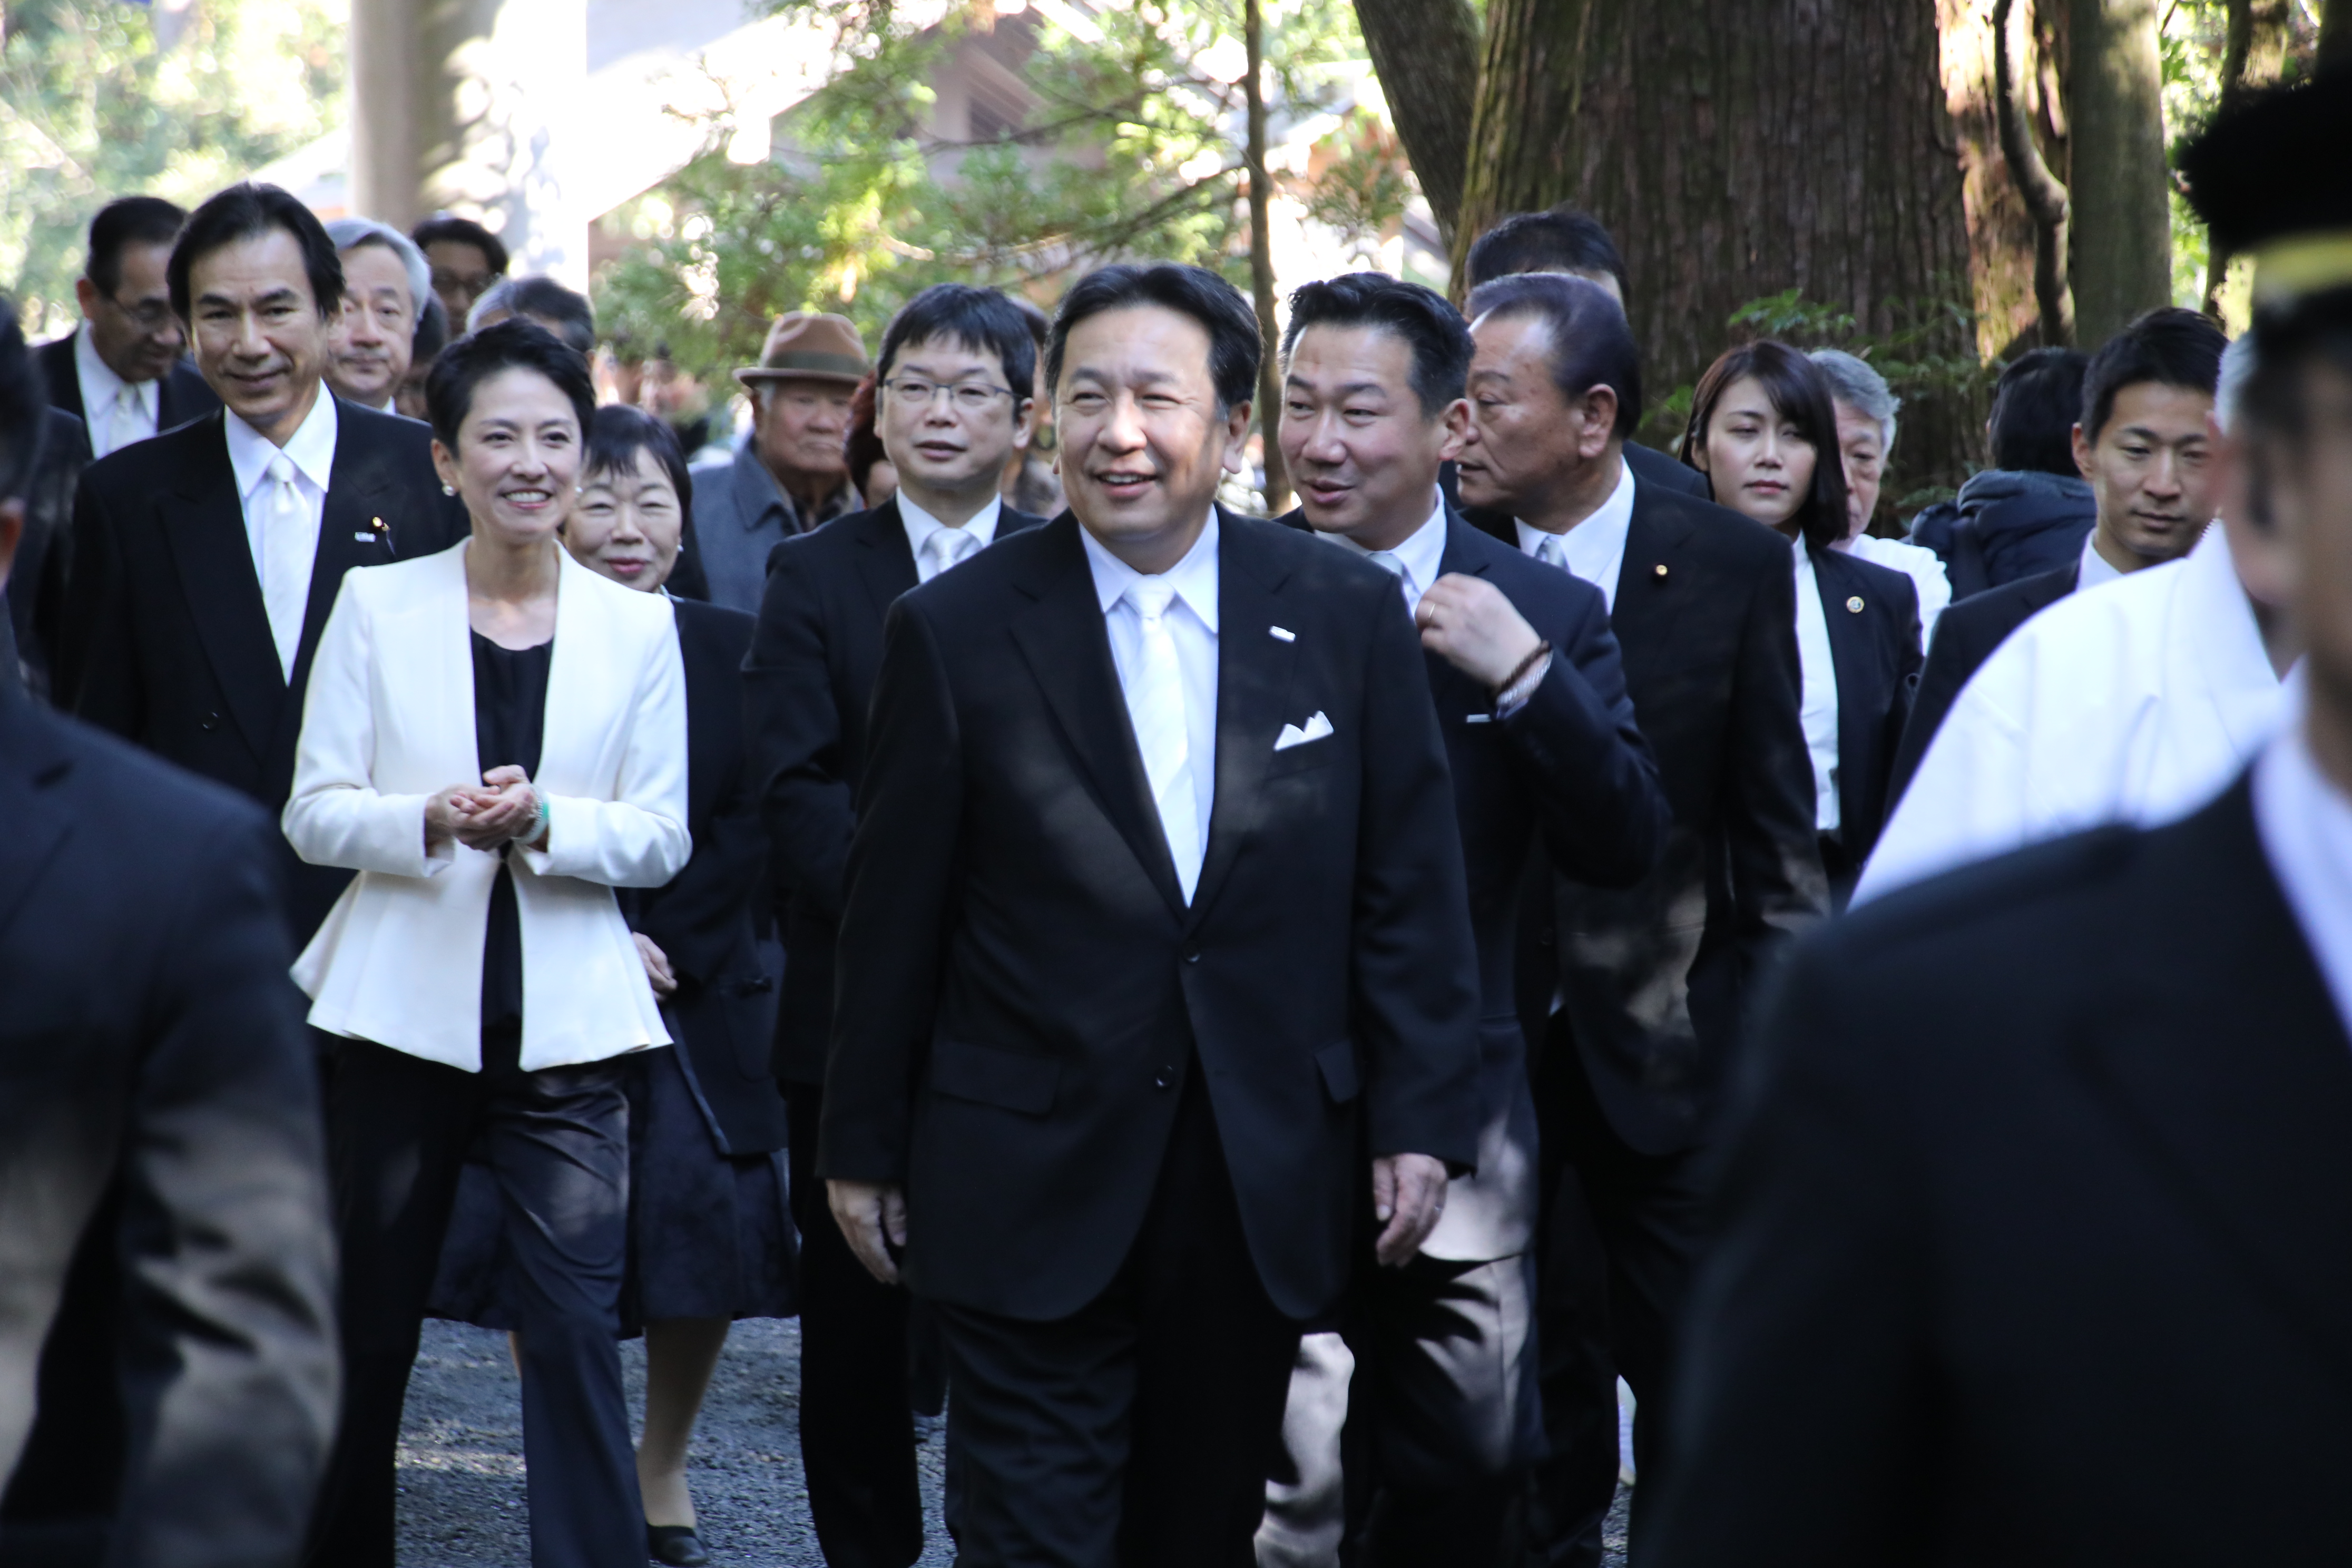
[36,195,221,461]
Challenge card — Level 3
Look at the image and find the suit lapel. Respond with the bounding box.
[0,694,74,948]
[1424,515,1495,719]
[852,500,918,626]
[1811,548,1874,835]
[1188,509,1299,928]
[158,417,285,761]
[1610,486,1699,664]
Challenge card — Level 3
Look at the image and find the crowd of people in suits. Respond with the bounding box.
[4,65,2352,1568]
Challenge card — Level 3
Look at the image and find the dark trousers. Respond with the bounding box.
[305,1039,640,1568]
[1526,1025,1708,1568]
[936,1072,1304,1568]
[785,1083,924,1568]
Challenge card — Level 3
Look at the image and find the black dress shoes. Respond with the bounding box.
[647,1524,711,1566]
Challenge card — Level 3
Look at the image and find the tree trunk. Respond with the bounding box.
[1995,0,2076,344]
[1350,0,1482,243]
[1937,0,2066,362]
[2065,0,2171,345]
[2204,0,2294,312]
[1452,0,1585,296]
[1244,0,1289,515]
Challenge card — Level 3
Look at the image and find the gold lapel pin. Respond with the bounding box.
[1846,595,1865,613]
[1653,563,1669,579]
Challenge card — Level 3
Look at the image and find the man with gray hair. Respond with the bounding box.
[1809,348,1951,642]
[322,217,429,413]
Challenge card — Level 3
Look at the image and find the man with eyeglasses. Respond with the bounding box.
[37,196,220,462]
[688,312,870,614]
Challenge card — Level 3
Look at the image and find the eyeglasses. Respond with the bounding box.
[883,377,1017,411]
[105,295,179,335]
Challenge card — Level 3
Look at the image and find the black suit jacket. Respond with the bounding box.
[54,399,469,940]
[1885,560,2077,810]
[34,335,220,463]
[1491,477,1827,1155]
[1807,544,1922,877]
[1647,778,2352,1566]
[743,497,1048,1085]
[620,598,786,1155]
[822,508,1482,1322]
[6,408,87,699]
[0,687,335,1567]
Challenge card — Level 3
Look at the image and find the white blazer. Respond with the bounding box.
[285,540,692,1072]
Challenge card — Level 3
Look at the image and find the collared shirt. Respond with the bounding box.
[225,390,337,620]
[2252,677,2352,1038]
[1316,487,1447,613]
[75,321,159,459]
[1516,455,1637,612]
[687,437,861,615]
[1791,541,1843,833]
[901,491,1003,584]
[2079,526,2126,593]
[1083,511,1220,858]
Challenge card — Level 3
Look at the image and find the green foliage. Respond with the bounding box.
[0,0,346,335]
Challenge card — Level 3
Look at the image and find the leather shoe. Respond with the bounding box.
[647,1524,711,1566]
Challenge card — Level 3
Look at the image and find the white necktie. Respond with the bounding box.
[1535,534,1570,572]
[258,454,310,681]
[1123,578,1202,903]
[1364,548,1413,610]
[108,383,145,456]
[923,526,978,583]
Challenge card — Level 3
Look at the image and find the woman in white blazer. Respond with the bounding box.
[285,320,689,1568]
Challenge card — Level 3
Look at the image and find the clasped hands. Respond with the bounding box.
[425,765,548,854]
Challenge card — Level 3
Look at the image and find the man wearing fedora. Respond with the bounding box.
[689,311,872,614]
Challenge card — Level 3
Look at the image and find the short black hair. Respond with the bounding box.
[1987,347,2090,474]
[1465,205,1629,295]
[0,297,49,505]
[85,196,188,297]
[2080,306,2227,445]
[584,403,693,517]
[1684,339,1853,552]
[877,283,1039,400]
[481,276,596,358]
[168,183,345,324]
[410,214,511,278]
[1465,271,1643,438]
[1280,271,1472,417]
[1047,263,1260,414]
[425,318,596,453]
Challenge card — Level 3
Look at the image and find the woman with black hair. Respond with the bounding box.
[1683,341,1922,895]
[286,318,691,1568]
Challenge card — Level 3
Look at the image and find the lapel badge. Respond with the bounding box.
[1846,595,1865,613]
[1653,563,1669,579]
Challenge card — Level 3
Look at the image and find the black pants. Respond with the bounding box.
[936,1071,1303,1568]
[305,1039,639,1568]
[785,1083,924,1568]
[1526,1027,1708,1568]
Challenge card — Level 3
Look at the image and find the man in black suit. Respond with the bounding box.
[0,299,337,1568]
[35,197,220,463]
[2,406,81,697]
[1454,273,1824,1563]
[821,263,1482,1566]
[1260,273,1667,1565]
[1643,87,2352,1553]
[54,182,468,944]
[744,282,1048,1568]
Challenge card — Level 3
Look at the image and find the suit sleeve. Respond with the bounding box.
[743,540,856,921]
[1500,584,1669,889]
[819,597,963,1183]
[1641,934,1935,1567]
[54,472,141,734]
[1350,583,1483,1168]
[1724,550,1829,969]
[112,809,338,1568]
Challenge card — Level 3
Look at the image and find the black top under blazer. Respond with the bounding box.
[743,496,1048,1086]
[54,399,469,942]
[821,508,1484,1323]
[34,335,221,464]
[1647,776,2352,1566]
[1886,558,2078,811]
[1805,543,1923,877]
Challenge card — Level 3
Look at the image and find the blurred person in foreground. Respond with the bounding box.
[1906,347,2096,593]
[1641,75,2352,1568]
[35,195,220,462]
[0,295,337,1568]
[321,218,430,414]
[1808,348,1951,642]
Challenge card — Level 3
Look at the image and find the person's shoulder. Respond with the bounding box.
[1820,543,1918,605]
[1454,517,1608,623]
[83,408,221,495]
[1640,482,1789,567]
[671,594,757,656]
[1943,562,2071,638]
[1229,507,1392,596]
[336,397,433,449]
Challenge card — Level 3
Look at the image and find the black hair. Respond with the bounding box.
[844,374,889,497]
[424,318,596,453]
[85,196,188,298]
[168,183,345,324]
[0,297,48,505]
[412,291,450,363]
[410,214,511,278]
[1987,347,2090,475]
[1047,263,1260,414]
[1464,271,1643,438]
[584,403,693,517]
[1684,339,1853,552]
[492,276,596,358]
[877,283,1039,401]
[1281,271,1473,417]
[2080,306,2227,445]
[1465,205,1629,295]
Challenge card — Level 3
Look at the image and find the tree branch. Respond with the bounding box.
[1995,0,2075,345]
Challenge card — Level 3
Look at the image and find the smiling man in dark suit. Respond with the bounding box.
[821,263,1482,1566]
[35,197,220,464]
[54,182,468,944]
[745,282,1048,1568]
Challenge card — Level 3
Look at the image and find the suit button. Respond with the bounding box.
[1183,948,1201,964]
[200,712,221,732]
[1154,1066,1177,1090]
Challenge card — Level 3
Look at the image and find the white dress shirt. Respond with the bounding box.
[901,491,1003,583]
[1844,531,1952,648]
[1083,512,1220,875]
[1516,456,1636,611]
[2252,679,2352,1037]
[1791,542,1843,832]
[75,321,160,459]
[1317,488,1447,613]
[226,391,338,681]
[2077,526,2126,592]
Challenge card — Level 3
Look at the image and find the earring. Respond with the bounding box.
[442,483,456,496]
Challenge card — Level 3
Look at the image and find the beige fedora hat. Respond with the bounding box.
[733,311,870,387]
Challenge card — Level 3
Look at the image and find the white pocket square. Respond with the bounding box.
[1275,711,1335,751]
